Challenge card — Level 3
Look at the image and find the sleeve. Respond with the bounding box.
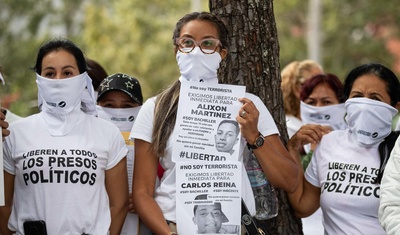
[3,134,16,175]
[129,97,156,143]
[379,136,400,234]
[106,127,129,170]
[305,145,320,187]
[245,93,279,137]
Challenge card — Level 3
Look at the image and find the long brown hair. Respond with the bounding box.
[150,80,180,157]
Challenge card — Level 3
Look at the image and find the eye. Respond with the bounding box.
[202,39,214,47]
[322,100,333,105]
[44,72,54,78]
[201,39,219,49]
[63,70,77,78]
[370,96,382,102]
[199,212,207,217]
[227,132,235,137]
[123,104,136,108]
[349,94,364,98]
[212,211,221,217]
[98,101,115,108]
[180,38,195,47]
[304,99,316,106]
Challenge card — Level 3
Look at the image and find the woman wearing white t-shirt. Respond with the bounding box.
[296,73,345,235]
[130,12,299,235]
[288,63,400,234]
[0,38,129,235]
[299,73,346,169]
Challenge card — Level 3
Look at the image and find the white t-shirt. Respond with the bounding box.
[3,112,128,234]
[130,92,279,222]
[305,130,385,234]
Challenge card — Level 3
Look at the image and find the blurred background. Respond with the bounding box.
[1,0,399,117]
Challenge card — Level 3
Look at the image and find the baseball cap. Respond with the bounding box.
[97,73,143,105]
[193,194,229,223]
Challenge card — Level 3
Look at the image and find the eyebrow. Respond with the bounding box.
[42,65,77,71]
[350,91,384,99]
[179,34,217,40]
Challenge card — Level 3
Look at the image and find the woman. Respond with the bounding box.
[130,12,298,235]
[96,73,153,235]
[288,63,400,234]
[296,73,345,235]
[299,73,345,167]
[0,38,128,235]
[281,60,323,138]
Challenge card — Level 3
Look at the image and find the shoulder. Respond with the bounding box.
[8,114,40,130]
[141,97,157,110]
[244,92,269,114]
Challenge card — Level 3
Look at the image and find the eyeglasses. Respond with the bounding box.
[175,37,222,54]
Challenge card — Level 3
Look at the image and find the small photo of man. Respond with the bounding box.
[193,203,228,234]
[214,120,240,155]
[192,194,239,234]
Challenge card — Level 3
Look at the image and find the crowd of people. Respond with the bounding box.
[0,10,400,235]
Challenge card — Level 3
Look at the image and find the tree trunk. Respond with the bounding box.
[209,1,303,234]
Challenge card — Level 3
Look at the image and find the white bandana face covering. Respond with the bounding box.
[345,97,398,147]
[176,47,221,83]
[36,72,96,136]
[96,106,141,132]
[37,72,97,115]
[300,101,347,130]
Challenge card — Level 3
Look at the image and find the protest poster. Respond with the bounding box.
[176,161,242,235]
[172,82,246,163]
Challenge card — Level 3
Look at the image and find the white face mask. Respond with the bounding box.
[300,101,347,130]
[96,106,141,132]
[36,72,94,136]
[176,47,222,83]
[37,73,86,114]
[37,72,97,116]
[345,98,398,147]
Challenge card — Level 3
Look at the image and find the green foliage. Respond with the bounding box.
[0,0,86,116]
[274,0,400,80]
[80,0,198,99]
[1,0,399,116]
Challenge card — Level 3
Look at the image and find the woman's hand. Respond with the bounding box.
[236,97,260,143]
[288,124,332,152]
[128,193,135,213]
[0,111,10,141]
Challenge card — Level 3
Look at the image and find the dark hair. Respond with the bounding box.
[300,73,345,103]
[172,12,229,49]
[34,38,87,74]
[376,131,400,184]
[343,63,400,106]
[87,59,108,91]
[218,119,239,136]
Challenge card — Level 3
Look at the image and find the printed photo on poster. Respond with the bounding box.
[176,161,242,235]
[172,82,245,163]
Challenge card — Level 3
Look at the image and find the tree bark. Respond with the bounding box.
[209,0,303,234]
